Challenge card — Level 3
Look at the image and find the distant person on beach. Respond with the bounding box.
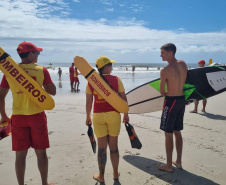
[58,67,62,79]
[0,41,56,185]
[190,60,207,113]
[69,63,75,92]
[86,56,129,183]
[74,67,80,91]
[158,43,188,172]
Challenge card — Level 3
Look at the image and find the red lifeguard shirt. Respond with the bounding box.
[69,66,74,76]
[0,63,52,115]
[86,74,125,113]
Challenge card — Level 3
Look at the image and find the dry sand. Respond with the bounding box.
[0,92,226,185]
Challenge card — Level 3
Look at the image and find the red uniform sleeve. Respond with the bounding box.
[43,68,53,85]
[0,75,9,89]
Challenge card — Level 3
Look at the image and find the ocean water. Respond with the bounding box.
[42,62,198,94]
[0,62,198,98]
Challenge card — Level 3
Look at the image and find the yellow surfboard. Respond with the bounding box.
[0,47,55,110]
[74,56,129,113]
[209,58,213,65]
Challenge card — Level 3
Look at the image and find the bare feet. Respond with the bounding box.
[157,164,173,173]
[172,161,183,169]
[93,173,105,183]
[113,171,120,180]
[201,109,206,113]
[190,110,197,113]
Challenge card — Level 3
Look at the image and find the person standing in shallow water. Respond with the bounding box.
[158,43,187,172]
[58,67,62,79]
[190,60,207,113]
[69,63,75,92]
[73,67,80,91]
[86,56,129,183]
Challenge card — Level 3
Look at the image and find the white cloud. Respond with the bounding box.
[106,8,114,12]
[130,4,145,13]
[99,0,112,6]
[0,0,226,64]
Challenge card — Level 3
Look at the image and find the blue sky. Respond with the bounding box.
[0,0,226,64]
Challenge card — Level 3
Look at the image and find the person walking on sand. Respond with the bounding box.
[0,41,56,185]
[73,67,80,91]
[190,60,207,113]
[157,43,188,172]
[86,56,129,183]
[69,62,75,92]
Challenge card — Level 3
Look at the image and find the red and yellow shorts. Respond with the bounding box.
[93,111,121,138]
[11,112,49,151]
[74,77,79,82]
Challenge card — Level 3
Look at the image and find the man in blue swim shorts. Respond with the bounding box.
[158,43,188,172]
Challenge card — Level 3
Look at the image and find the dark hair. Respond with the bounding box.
[96,63,112,73]
[161,43,176,55]
[18,51,31,59]
[97,63,113,89]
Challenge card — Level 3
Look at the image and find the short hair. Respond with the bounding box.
[161,43,177,55]
[18,51,31,59]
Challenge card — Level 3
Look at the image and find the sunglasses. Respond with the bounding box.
[32,51,40,55]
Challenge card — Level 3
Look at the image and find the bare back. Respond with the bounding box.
[160,60,187,96]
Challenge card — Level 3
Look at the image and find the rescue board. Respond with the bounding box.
[0,47,55,110]
[74,56,129,113]
[127,66,226,114]
[0,117,11,140]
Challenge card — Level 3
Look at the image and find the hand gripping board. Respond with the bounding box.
[74,56,129,113]
[0,116,11,140]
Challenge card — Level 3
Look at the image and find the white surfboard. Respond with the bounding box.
[127,66,226,114]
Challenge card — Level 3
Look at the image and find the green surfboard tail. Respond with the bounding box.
[149,80,196,100]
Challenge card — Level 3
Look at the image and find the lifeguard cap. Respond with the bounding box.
[198,60,205,64]
[96,56,115,69]
[17,41,43,54]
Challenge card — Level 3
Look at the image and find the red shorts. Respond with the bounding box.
[74,77,79,82]
[70,75,74,82]
[11,112,49,151]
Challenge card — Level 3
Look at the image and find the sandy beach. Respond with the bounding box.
[0,86,226,185]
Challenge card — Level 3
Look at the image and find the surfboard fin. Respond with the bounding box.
[125,122,142,149]
[87,124,96,153]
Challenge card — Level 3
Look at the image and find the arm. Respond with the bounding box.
[160,68,167,96]
[43,68,56,95]
[86,93,93,126]
[117,77,129,123]
[0,87,9,123]
[43,83,56,96]
[118,91,129,123]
